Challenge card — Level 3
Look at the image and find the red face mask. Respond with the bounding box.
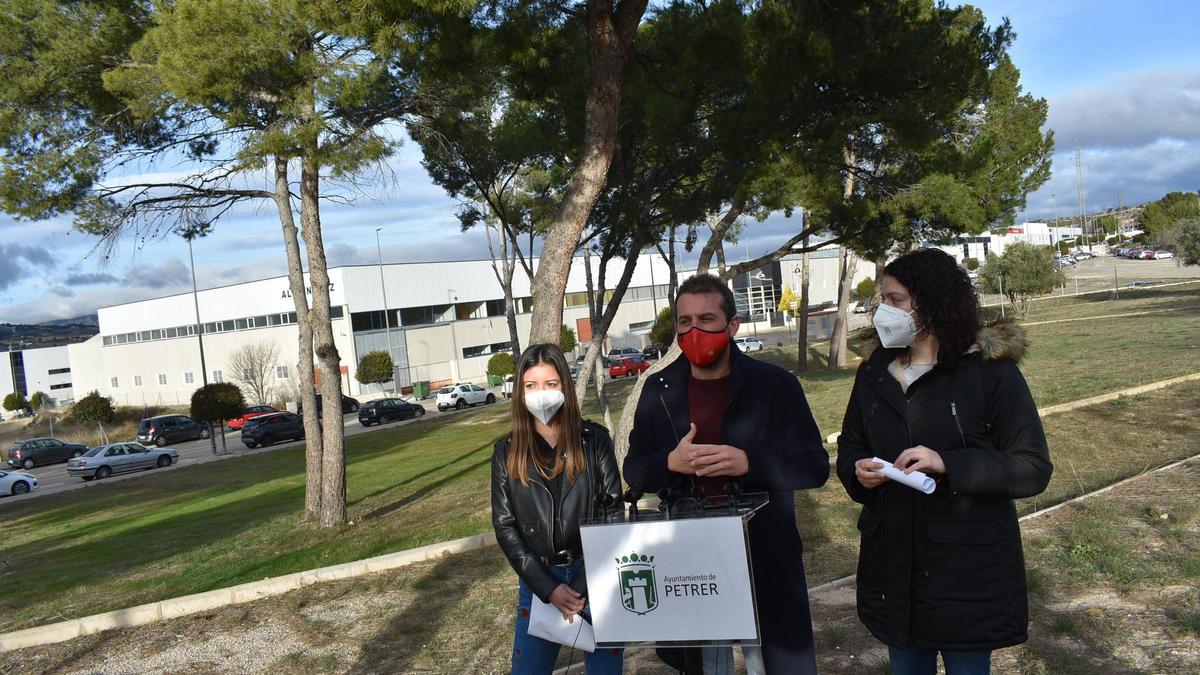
[677,325,731,367]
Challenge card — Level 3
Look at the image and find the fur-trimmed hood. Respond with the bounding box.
[968,319,1028,363]
[862,318,1029,363]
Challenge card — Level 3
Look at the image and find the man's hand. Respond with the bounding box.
[855,458,888,489]
[547,583,585,622]
[667,423,700,475]
[690,444,749,477]
[895,445,945,476]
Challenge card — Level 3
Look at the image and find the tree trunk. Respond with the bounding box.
[873,259,886,305]
[526,0,649,344]
[696,200,744,275]
[485,215,522,357]
[715,241,727,278]
[273,156,322,522]
[655,226,678,308]
[828,245,856,369]
[798,234,811,371]
[573,238,644,404]
[299,153,346,528]
[828,149,858,370]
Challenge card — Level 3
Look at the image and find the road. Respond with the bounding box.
[1,387,510,505]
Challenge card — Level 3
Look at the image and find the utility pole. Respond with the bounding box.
[1075,141,1088,249]
[1117,186,1126,244]
[186,234,217,456]
[375,228,396,394]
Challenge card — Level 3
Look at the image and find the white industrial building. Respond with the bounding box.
[67,256,675,406]
[8,248,868,409]
[0,345,74,410]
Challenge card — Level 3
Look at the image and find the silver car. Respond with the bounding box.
[67,443,179,481]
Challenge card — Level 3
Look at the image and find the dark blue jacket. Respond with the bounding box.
[624,346,829,673]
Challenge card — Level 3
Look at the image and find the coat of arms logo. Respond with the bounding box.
[616,551,658,615]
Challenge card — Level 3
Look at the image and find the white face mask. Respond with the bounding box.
[873,303,923,348]
[524,389,565,425]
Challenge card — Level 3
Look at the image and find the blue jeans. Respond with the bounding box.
[888,645,991,675]
[512,560,623,675]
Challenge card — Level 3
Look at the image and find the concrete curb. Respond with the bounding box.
[0,531,497,652]
[1035,372,1200,416]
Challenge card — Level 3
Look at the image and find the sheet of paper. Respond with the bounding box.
[871,457,936,494]
[529,596,596,653]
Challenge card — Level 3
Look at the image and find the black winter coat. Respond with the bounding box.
[836,322,1053,651]
[624,347,830,674]
[491,420,624,602]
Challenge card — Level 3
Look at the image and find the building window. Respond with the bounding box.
[111,377,119,388]
[222,320,236,332]
[133,375,143,387]
[269,314,283,326]
[50,382,72,390]
[242,368,252,380]
[236,318,248,330]
[203,322,216,334]
[165,327,178,338]
[184,372,194,384]
[158,374,167,385]
[48,367,70,375]
[331,306,344,319]
[212,370,223,383]
[276,365,289,380]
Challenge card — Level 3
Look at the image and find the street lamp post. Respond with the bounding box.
[186,234,217,455]
[376,228,396,393]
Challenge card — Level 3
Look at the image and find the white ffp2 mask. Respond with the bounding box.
[524,389,565,425]
[873,303,922,348]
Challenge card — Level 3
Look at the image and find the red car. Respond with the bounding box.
[227,405,279,430]
[609,355,651,378]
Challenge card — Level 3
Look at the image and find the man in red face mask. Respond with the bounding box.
[624,273,829,675]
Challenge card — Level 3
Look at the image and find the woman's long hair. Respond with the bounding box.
[884,248,981,369]
[505,343,586,486]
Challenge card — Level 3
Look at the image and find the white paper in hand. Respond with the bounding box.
[872,457,937,494]
[528,596,596,653]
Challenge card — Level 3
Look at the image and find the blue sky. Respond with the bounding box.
[2,0,1198,323]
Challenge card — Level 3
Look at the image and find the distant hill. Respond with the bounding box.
[39,314,99,328]
[0,318,98,352]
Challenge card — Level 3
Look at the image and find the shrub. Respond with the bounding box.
[3,392,28,412]
[559,325,578,353]
[29,391,50,411]
[650,307,674,348]
[191,382,245,424]
[70,390,115,423]
[487,351,515,378]
[854,277,877,300]
[356,351,395,386]
[963,257,980,271]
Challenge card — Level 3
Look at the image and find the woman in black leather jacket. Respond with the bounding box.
[491,343,624,674]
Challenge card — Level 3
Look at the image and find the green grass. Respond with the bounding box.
[2,286,1199,632]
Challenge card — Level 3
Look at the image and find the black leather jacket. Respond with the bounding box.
[491,420,624,602]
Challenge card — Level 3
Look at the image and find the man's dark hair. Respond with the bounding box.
[675,274,737,321]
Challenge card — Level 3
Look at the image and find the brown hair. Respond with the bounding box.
[676,273,737,321]
[505,343,586,486]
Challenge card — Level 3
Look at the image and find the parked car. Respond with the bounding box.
[734,336,765,352]
[226,405,279,430]
[608,355,651,378]
[852,300,875,314]
[67,443,178,481]
[1073,251,1095,260]
[136,414,210,447]
[436,383,495,411]
[1152,250,1174,259]
[0,470,38,496]
[608,347,641,358]
[501,374,515,399]
[1124,280,1153,288]
[642,345,664,360]
[240,412,305,448]
[7,437,90,469]
[297,394,360,416]
[1139,249,1157,260]
[358,398,426,426]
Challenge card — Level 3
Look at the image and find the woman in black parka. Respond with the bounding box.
[836,249,1053,674]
